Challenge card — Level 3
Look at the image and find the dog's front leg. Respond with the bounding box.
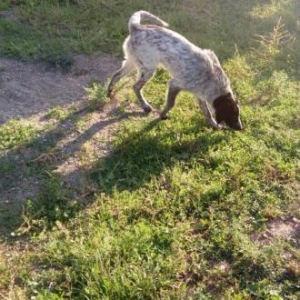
[198,100,222,129]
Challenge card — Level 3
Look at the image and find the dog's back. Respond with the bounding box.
[125,12,212,91]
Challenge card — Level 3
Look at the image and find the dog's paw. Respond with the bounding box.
[143,105,153,114]
[160,113,170,120]
[212,123,224,130]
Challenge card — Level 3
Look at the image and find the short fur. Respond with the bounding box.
[107,11,242,130]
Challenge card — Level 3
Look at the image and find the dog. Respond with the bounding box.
[107,11,243,130]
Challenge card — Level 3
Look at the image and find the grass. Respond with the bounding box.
[0,1,299,68]
[0,119,39,150]
[0,0,299,299]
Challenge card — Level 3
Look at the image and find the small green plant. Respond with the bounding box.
[45,105,75,121]
[0,119,38,150]
[22,175,79,231]
[251,17,296,75]
[85,81,110,111]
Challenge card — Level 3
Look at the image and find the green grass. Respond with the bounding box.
[0,0,299,299]
[0,119,40,150]
[0,0,299,72]
[85,80,111,111]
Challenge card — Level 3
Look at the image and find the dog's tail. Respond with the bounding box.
[128,10,169,32]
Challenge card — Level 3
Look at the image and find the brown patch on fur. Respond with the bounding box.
[213,93,242,130]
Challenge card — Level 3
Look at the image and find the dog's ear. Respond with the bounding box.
[213,93,232,124]
[213,93,242,130]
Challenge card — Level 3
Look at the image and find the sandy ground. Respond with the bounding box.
[0,53,121,123]
[0,54,124,209]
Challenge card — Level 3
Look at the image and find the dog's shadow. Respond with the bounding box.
[88,118,226,195]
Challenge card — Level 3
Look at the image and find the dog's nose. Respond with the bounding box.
[230,119,243,130]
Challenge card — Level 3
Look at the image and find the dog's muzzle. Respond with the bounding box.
[232,118,243,130]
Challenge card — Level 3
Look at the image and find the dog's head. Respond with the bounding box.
[213,93,243,130]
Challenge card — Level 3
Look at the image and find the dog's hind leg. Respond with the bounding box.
[133,68,155,113]
[107,60,134,97]
[160,79,181,119]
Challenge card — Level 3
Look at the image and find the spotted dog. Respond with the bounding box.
[107,11,242,130]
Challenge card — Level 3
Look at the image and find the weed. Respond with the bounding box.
[22,175,80,231]
[45,105,76,121]
[251,17,296,77]
[0,119,38,150]
[85,81,110,111]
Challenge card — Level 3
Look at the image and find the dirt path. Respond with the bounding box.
[0,53,121,123]
[0,54,126,232]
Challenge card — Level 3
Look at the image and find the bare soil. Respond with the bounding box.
[0,53,121,123]
[0,54,126,224]
[251,216,300,247]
